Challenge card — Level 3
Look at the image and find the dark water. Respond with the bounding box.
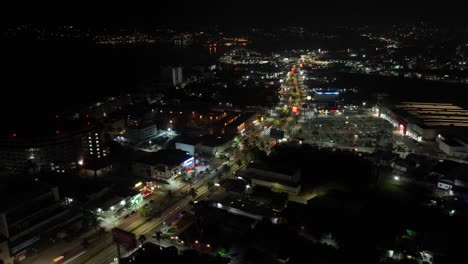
[2,40,222,118]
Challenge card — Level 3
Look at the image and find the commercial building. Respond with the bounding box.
[0,175,81,263]
[375,102,468,142]
[0,117,108,174]
[245,161,302,195]
[313,90,340,102]
[196,134,233,157]
[125,122,158,144]
[132,149,193,180]
[175,137,199,156]
[437,136,468,159]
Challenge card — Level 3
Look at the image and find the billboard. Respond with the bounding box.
[112,228,137,249]
[270,128,284,139]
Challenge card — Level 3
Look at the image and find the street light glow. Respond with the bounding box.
[394,176,400,181]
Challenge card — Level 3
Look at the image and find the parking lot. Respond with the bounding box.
[300,112,394,150]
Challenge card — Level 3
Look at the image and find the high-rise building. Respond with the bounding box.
[172,66,183,86]
[0,117,109,174]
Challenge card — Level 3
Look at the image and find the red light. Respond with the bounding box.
[291,105,299,113]
[56,130,60,134]
[87,122,91,126]
[85,114,89,118]
[12,133,17,138]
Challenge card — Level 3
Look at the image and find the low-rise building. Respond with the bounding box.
[175,137,200,156]
[0,175,82,263]
[196,134,233,157]
[374,102,468,142]
[245,160,301,195]
[132,149,193,181]
[126,122,158,144]
[437,135,468,159]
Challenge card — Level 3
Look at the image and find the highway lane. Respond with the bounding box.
[70,172,215,264]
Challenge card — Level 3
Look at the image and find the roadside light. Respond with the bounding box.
[97,208,102,213]
[214,183,220,187]
[394,176,400,181]
[181,240,184,244]
[246,185,251,189]
[135,182,143,188]
[206,244,211,248]
[78,159,84,166]
[195,240,199,244]
[237,176,243,180]
[110,206,115,211]
[171,236,174,240]
[120,200,126,206]
[53,256,65,262]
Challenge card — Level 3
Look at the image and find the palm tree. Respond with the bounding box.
[190,188,197,200]
[187,177,193,187]
[207,180,214,190]
[139,205,147,217]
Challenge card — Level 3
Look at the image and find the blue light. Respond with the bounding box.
[315,91,339,95]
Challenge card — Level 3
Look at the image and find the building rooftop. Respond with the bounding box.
[135,149,192,167]
[127,121,156,130]
[1,116,100,142]
[0,174,55,213]
[175,135,201,146]
[199,134,233,147]
[393,102,468,128]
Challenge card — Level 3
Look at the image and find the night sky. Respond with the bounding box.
[2,1,466,27]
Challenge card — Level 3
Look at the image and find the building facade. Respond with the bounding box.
[172,66,183,87]
[0,118,108,174]
[126,123,158,144]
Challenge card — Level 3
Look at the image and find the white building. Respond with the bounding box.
[132,149,193,180]
[437,136,468,159]
[126,123,157,144]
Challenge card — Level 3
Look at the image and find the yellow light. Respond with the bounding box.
[54,256,64,262]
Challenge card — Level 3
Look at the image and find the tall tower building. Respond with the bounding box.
[172,66,183,86]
